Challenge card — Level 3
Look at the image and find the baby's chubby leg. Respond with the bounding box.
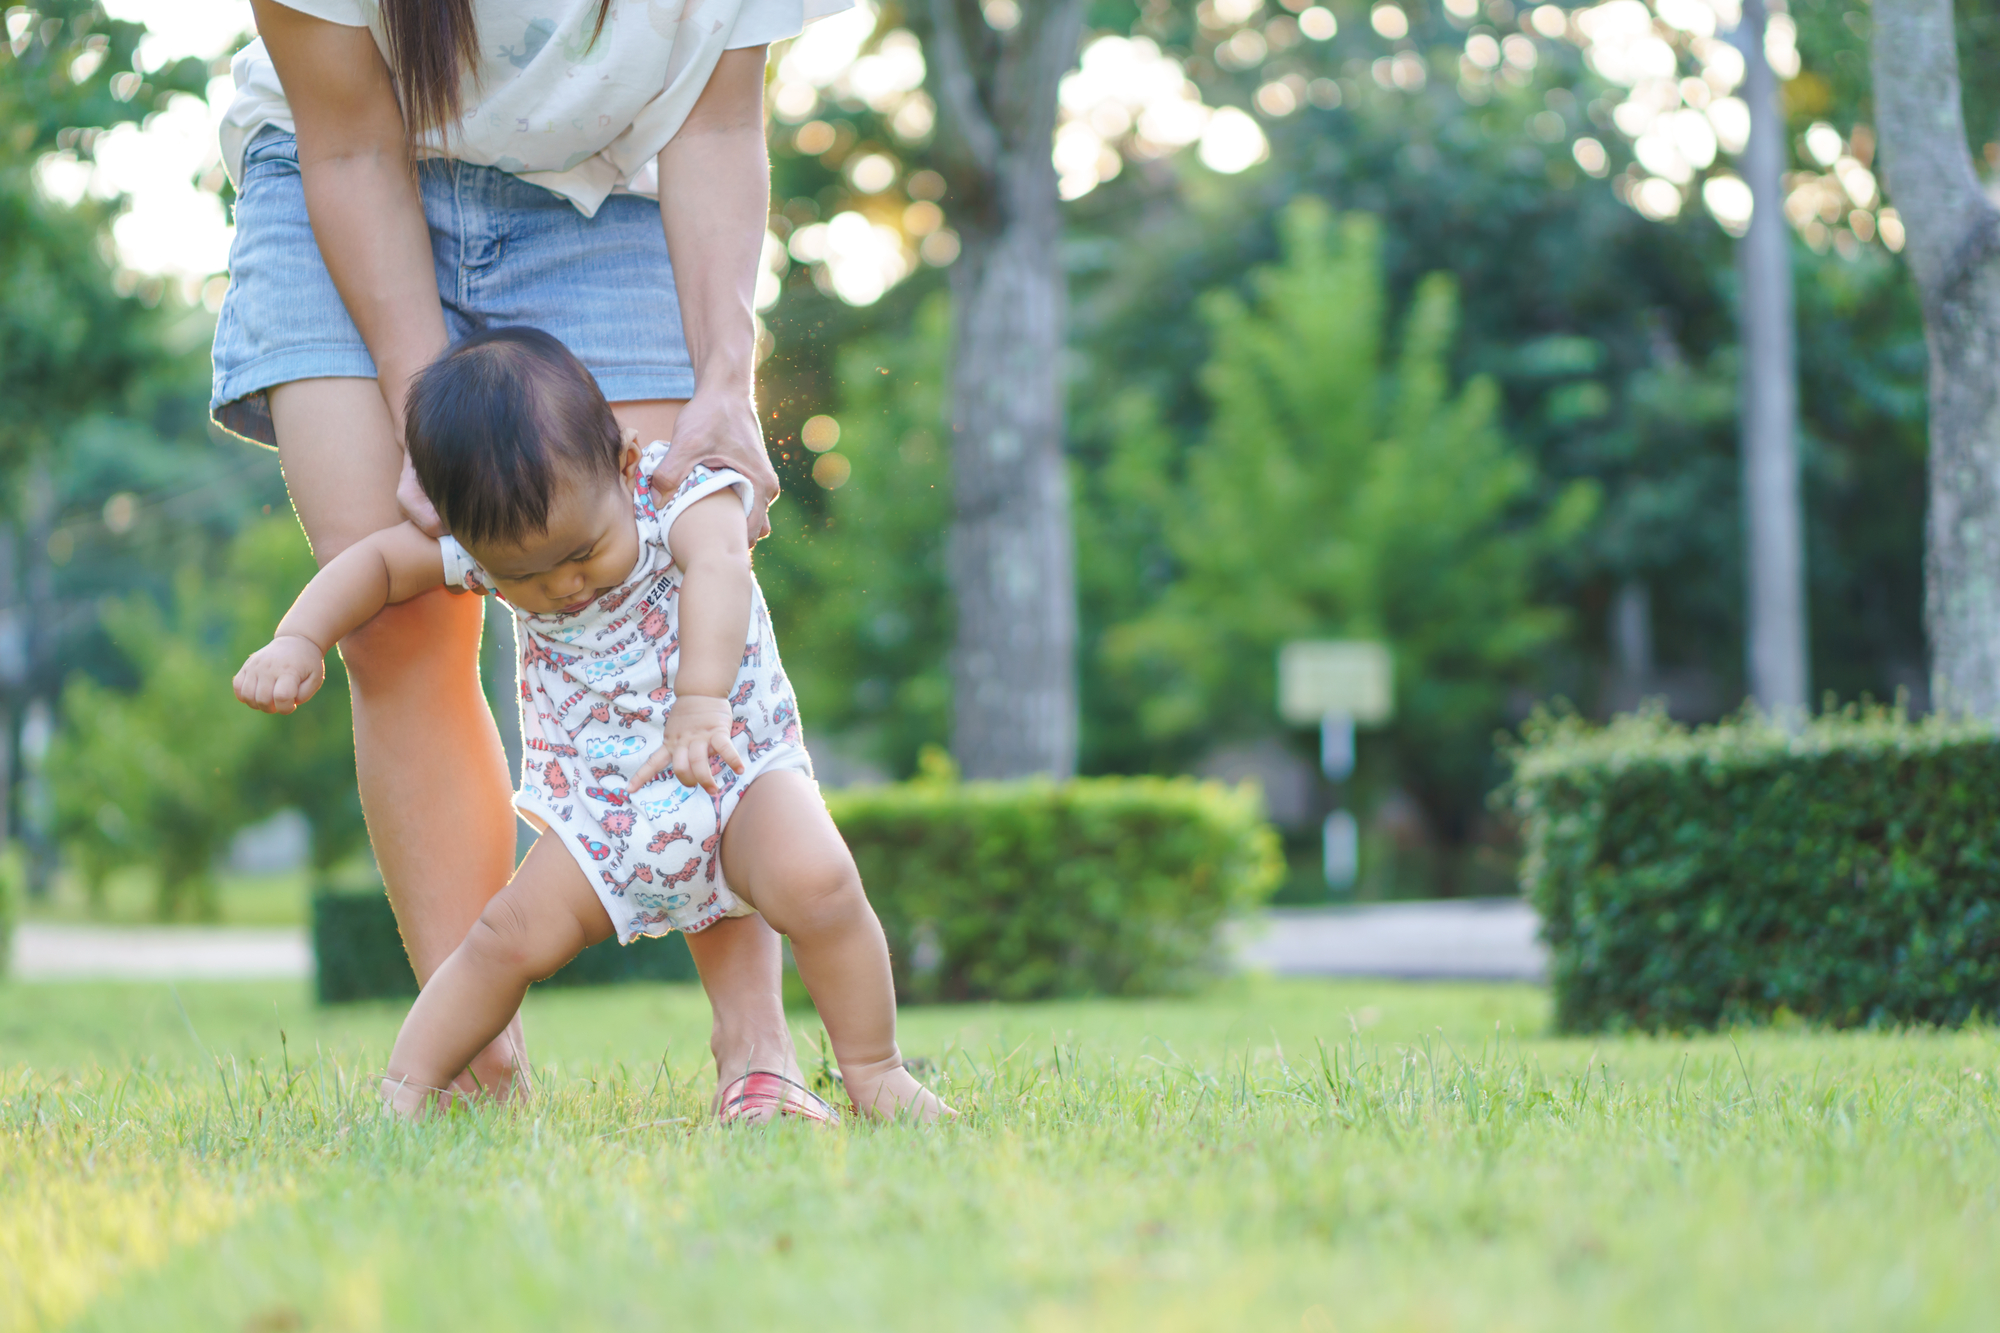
[721,769,951,1122]
[380,837,613,1116]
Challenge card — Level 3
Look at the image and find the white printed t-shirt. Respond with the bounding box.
[441,445,811,941]
[220,0,855,215]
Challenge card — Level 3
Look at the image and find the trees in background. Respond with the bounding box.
[14,1,1981,904]
[744,0,1943,895]
[50,517,367,919]
[1089,201,1590,881]
[1873,0,2000,718]
[755,297,955,778]
[2,0,211,891]
[913,0,1088,778]
[1733,0,1807,715]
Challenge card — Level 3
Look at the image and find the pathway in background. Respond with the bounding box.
[1230,899,1546,981]
[8,901,1546,983]
[8,923,311,981]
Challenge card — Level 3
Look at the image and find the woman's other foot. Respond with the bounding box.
[717,1070,841,1125]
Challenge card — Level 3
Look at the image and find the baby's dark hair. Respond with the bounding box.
[405,327,623,547]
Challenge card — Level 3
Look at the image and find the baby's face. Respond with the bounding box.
[463,444,643,615]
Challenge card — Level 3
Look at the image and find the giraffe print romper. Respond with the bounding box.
[439,444,812,944]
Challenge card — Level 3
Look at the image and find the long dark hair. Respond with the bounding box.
[379,0,611,150]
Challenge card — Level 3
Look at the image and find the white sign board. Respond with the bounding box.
[1278,640,1394,726]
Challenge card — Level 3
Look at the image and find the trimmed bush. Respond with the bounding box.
[311,887,695,1004]
[312,890,418,1005]
[1509,706,2000,1032]
[828,775,1283,1002]
[311,775,1278,1005]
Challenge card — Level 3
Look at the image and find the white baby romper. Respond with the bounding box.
[439,444,812,942]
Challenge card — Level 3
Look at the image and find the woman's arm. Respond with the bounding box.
[652,46,782,544]
[236,524,448,714]
[250,0,451,528]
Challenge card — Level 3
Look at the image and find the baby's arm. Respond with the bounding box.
[632,491,753,791]
[234,523,446,714]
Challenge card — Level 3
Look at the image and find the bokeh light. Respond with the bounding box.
[1369,4,1409,39]
[755,230,790,312]
[1563,1,1888,255]
[1053,35,1255,198]
[1631,176,1682,221]
[787,211,914,307]
[811,452,853,489]
[848,152,899,194]
[1198,108,1272,175]
[31,0,250,289]
[1701,173,1752,236]
[801,416,842,453]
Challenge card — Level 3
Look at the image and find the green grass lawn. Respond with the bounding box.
[4,975,1998,1332]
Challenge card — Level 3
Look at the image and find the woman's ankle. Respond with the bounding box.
[709,1020,802,1090]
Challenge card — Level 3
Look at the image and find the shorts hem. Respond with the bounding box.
[211,345,379,410]
[207,358,697,448]
[210,347,380,448]
[592,368,698,403]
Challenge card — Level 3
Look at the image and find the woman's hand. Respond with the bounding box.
[397,452,446,535]
[632,695,745,793]
[649,388,778,542]
[235,634,327,714]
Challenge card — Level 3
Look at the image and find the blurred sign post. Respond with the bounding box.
[1279,641,1394,892]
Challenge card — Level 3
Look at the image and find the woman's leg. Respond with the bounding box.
[611,397,804,1108]
[269,378,526,1094]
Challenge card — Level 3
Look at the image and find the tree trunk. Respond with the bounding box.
[1735,0,1809,716]
[1874,0,2000,717]
[921,0,1085,778]
[22,464,57,896]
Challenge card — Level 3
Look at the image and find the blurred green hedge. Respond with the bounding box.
[312,887,696,1004]
[313,774,1279,1005]
[829,774,1282,1002]
[1510,706,2000,1032]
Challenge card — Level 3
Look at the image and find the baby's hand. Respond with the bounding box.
[234,635,326,714]
[632,695,744,794]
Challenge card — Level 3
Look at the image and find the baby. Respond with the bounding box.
[235,326,947,1123]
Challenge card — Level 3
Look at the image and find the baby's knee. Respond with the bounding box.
[463,894,550,980]
[771,862,870,941]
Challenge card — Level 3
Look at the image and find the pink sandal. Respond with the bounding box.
[716,1070,841,1126]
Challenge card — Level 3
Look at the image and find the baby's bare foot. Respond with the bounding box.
[843,1065,956,1123]
[378,1075,442,1120]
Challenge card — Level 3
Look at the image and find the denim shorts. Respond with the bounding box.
[211,129,696,447]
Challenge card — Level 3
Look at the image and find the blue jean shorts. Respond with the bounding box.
[211,128,696,447]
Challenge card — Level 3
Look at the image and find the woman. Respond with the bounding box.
[212,0,844,1118]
